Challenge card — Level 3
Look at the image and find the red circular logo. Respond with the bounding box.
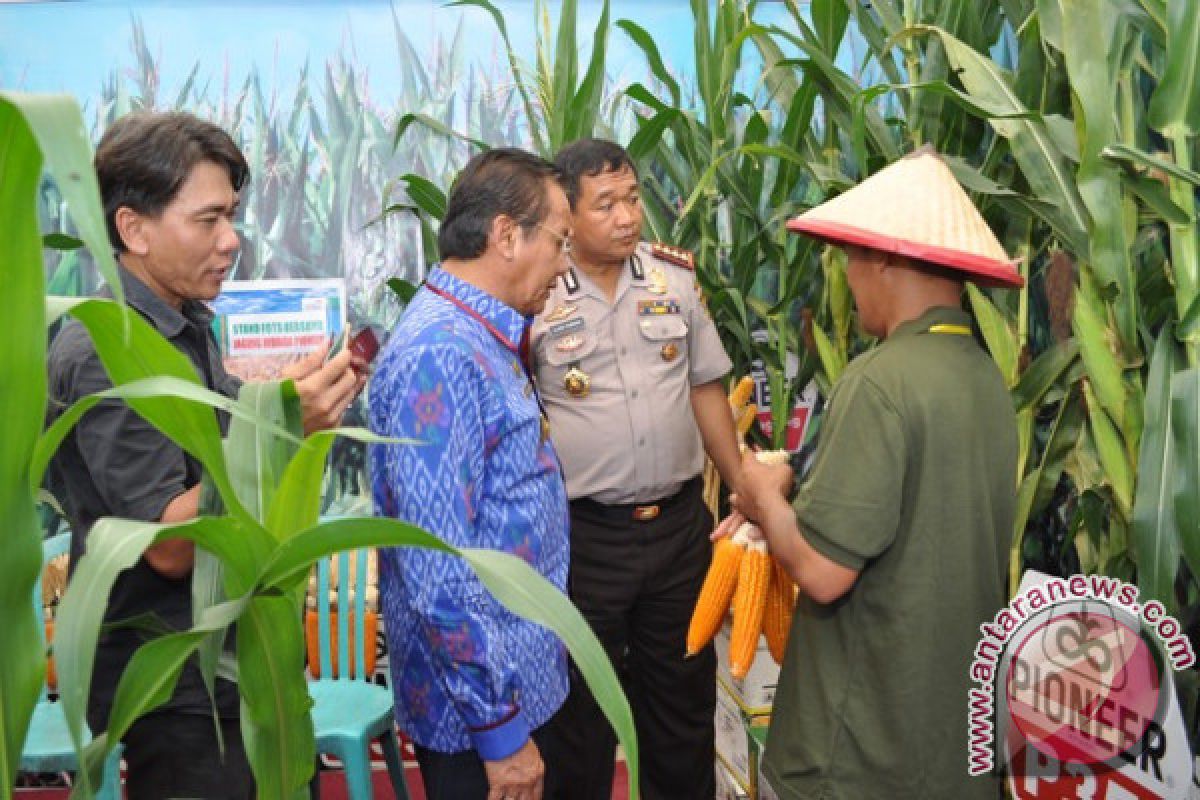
[1005,605,1162,766]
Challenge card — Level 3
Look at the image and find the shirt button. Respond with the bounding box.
[638,437,646,447]
[631,389,639,398]
[620,347,627,356]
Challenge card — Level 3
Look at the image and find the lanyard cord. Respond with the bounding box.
[424,283,549,419]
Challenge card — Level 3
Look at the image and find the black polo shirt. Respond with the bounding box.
[46,266,243,729]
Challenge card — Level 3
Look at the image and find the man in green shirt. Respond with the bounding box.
[730,148,1021,799]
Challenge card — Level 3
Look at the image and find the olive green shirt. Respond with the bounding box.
[531,242,731,503]
[762,307,1015,800]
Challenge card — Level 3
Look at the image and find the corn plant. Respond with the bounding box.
[2,92,640,800]
[892,1,1200,615]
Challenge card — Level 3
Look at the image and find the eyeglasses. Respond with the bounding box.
[536,223,573,257]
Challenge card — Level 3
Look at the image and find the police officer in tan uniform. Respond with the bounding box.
[533,139,743,800]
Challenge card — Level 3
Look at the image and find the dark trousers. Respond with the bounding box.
[549,478,716,800]
[413,716,564,799]
[121,712,254,800]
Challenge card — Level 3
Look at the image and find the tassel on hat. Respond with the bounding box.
[787,146,1024,288]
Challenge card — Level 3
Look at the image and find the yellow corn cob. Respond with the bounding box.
[763,557,795,665]
[686,525,750,656]
[735,403,758,437]
[728,375,755,412]
[729,536,771,679]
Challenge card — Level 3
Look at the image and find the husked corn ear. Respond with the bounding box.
[764,557,795,665]
[729,536,771,679]
[754,449,790,466]
[728,375,755,412]
[735,403,757,437]
[685,528,748,656]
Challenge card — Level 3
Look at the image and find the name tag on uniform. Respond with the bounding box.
[549,317,585,336]
[638,299,680,316]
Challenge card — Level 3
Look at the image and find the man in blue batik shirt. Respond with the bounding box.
[369,148,573,800]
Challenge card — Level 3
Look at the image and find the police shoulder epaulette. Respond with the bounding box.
[650,242,695,270]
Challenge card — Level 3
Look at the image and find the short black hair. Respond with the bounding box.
[553,138,638,209]
[438,148,562,261]
[95,112,249,253]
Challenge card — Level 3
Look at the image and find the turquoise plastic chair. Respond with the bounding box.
[22,532,123,798]
[309,548,409,800]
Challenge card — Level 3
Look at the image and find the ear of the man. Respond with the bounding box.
[113,206,152,256]
[490,213,518,261]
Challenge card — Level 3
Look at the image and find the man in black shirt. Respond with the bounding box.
[46,111,365,799]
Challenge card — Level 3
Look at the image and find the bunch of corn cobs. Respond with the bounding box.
[687,377,798,679]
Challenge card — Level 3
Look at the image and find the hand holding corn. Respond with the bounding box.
[686,377,796,675]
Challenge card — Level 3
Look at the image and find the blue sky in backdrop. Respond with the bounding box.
[1,0,809,118]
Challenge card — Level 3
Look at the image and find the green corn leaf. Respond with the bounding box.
[1121,172,1194,226]
[622,82,672,116]
[398,173,448,221]
[227,382,301,525]
[1059,0,1138,353]
[1032,390,1088,520]
[1146,0,1200,138]
[0,92,121,305]
[265,427,396,545]
[1010,389,1085,592]
[1072,288,1127,430]
[386,278,419,306]
[393,112,489,155]
[811,0,850,52]
[1171,366,1200,584]
[567,0,610,144]
[0,92,50,796]
[913,25,1089,249]
[1131,326,1183,606]
[462,545,640,794]
[811,322,846,386]
[257,517,454,590]
[58,515,272,796]
[966,284,1019,386]
[102,595,251,762]
[30,375,299,494]
[1179,294,1200,342]
[1034,0,1064,52]
[237,593,314,798]
[255,517,640,797]
[43,232,84,251]
[53,297,248,521]
[1082,380,1134,517]
[626,108,681,163]
[1011,341,1080,413]
[53,516,245,787]
[1102,144,1200,187]
[616,19,680,105]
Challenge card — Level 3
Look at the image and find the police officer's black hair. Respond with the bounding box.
[553,138,639,209]
[438,147,562,261]
[95,111,250,253]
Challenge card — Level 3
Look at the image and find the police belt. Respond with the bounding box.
[570,475,703,524]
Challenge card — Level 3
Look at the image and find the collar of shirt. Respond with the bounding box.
[564,248,646,305]
[424,267,530,353]
[888,306,973,341]
[105,264,215,338]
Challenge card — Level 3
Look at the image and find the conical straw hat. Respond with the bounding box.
[787,147,1024,288]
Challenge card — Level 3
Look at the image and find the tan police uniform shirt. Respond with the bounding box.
[531,242,731,505]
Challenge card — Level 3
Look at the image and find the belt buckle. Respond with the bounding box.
[632,504,660,522]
